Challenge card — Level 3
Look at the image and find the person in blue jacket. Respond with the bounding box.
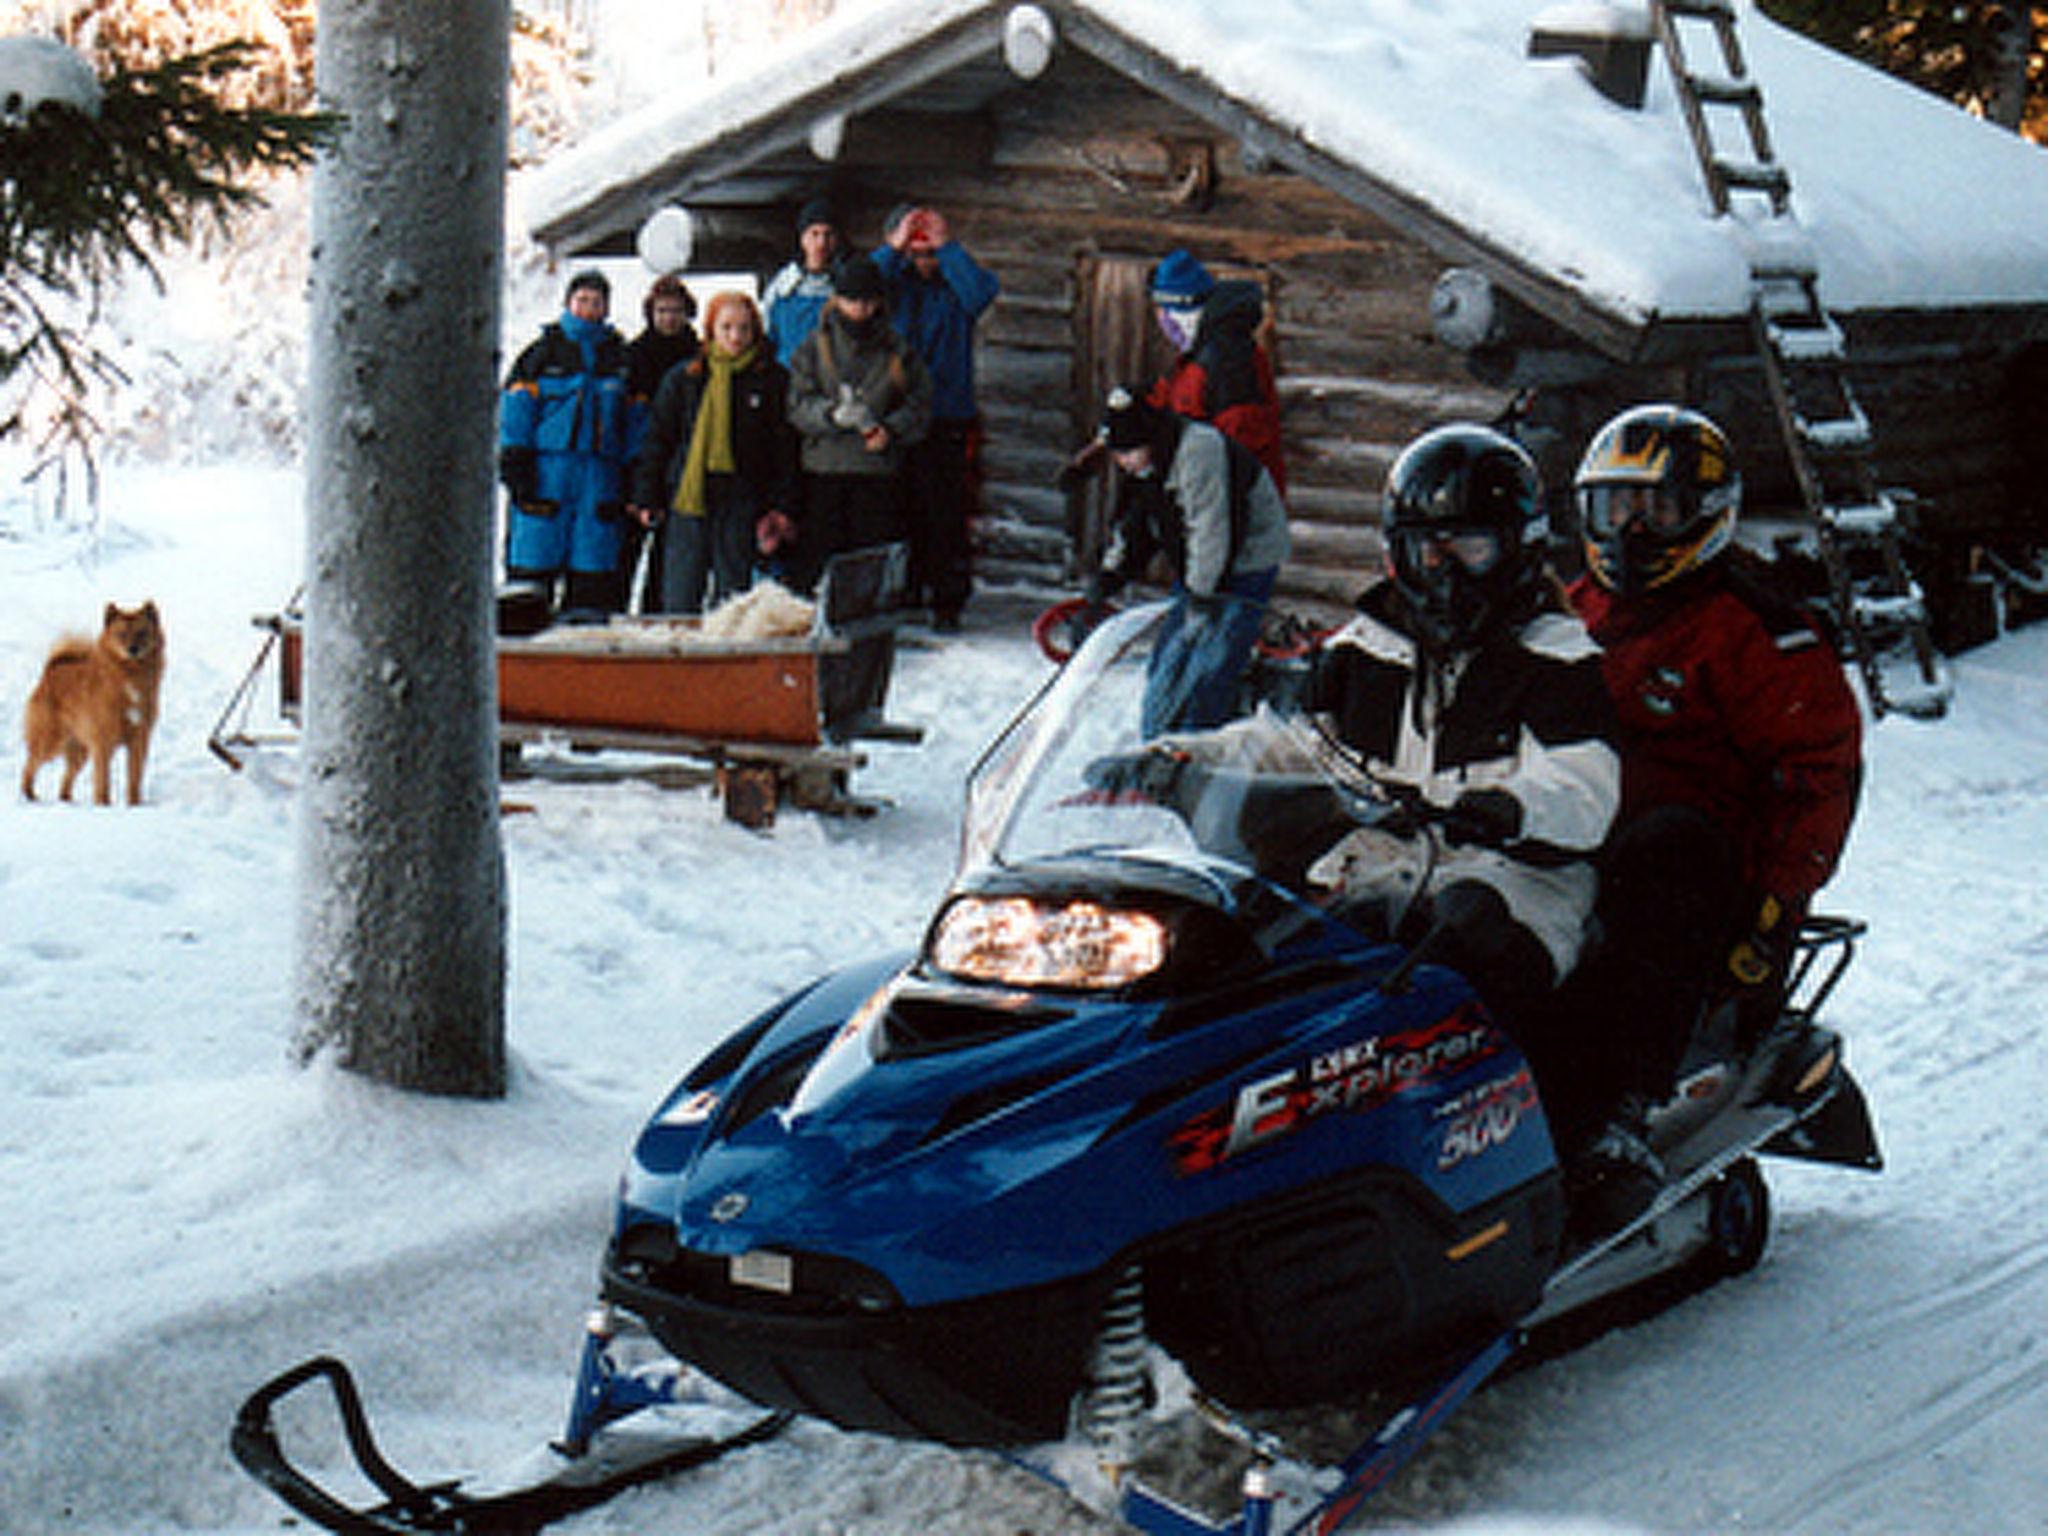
[498,269,635,617]
[871,202,999,630]
[763,197,842,368]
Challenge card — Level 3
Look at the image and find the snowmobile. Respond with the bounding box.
[233,600,1882,1535]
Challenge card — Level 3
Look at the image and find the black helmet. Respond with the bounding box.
[1575,404,1740,594]
[1382,423,1547,650]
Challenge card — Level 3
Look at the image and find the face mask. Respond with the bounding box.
[1155,305,1202,352]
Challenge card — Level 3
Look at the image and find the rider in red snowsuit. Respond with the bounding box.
[1560,404,1862,1135]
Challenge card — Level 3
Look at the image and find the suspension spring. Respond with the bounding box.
[1081,1264,1150,1477]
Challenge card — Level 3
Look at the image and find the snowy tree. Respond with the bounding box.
[0,33,328,492]
[293,0,509,1097]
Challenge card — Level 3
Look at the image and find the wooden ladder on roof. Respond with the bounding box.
[1651,0,1951,719]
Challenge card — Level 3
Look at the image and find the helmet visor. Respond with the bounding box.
[1581,482,1688,539]
[1390,525,1504,586]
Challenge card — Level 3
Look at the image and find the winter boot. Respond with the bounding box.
[1565,1095,1666,1247]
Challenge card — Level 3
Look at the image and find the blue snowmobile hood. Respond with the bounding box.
[616,860,1552,1310]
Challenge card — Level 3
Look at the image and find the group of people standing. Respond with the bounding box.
[496,196,998,627]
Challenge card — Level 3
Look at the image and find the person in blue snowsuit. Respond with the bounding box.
[871,203,999,628]
[498,269,635,616]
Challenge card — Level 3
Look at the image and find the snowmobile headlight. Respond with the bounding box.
[929,896,1169,991]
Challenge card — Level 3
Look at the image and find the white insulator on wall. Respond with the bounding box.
[1004,5,1056,80]
[1431,267,1502,351]
[808,112,846,161]
[635,205,694,274]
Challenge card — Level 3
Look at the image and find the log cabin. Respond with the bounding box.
[521,0,2048,645]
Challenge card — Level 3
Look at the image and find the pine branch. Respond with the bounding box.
[1,41,338,294]
[0,37,339,484]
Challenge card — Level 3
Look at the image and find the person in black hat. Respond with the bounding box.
[617,273,701,611]
[784,253,932,590]
[1082,384,1290,735]
[497,268,634,617]
[764,196,842,367]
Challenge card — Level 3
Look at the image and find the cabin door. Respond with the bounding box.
[1069,252,1279,573]
[1070,253,1179,572]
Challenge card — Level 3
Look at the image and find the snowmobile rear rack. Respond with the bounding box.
[231,1328,789,1535]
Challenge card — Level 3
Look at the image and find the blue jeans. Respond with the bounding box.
[1142,568,1277,737]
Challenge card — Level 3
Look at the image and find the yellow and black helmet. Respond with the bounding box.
[1575,404,1740,594]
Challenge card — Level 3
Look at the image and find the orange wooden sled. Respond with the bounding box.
[210,548,921,824]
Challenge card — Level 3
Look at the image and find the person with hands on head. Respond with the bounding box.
[1562,404,1862,1118]
[871,201,999,630]
[1083,385,1290,737]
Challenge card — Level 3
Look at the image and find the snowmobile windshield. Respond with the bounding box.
[959,602,1379,895]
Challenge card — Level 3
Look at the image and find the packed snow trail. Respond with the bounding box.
[4,464,2048,1532]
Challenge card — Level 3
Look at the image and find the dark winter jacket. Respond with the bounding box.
[626,326,701,404]
[787,308,933,477]
[631,351,799,516]
[624,326,701,463]
[1148,279,1287,493]
[870,241,1000,422]
[1567,555,1862,912]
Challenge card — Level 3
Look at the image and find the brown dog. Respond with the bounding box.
[21,601,166,806]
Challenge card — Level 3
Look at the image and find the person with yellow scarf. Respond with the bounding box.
[629,292,799,614]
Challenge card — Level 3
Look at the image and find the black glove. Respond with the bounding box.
[498,445,538,505]
[1082,570,1117,607]
[1085,746,1191,804]
[1184,591,1225,620]
[1440,787,1523,848]
[1371,783,1431,839]
[1728,893,1788,988]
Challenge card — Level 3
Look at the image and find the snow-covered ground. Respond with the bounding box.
[3,460,2047,1535]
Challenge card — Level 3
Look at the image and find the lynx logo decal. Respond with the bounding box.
[1168,1003,1501,1175]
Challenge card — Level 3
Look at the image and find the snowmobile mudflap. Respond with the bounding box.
[230,1351,789,1535]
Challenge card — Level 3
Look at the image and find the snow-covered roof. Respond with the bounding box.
[521,0,2048,338]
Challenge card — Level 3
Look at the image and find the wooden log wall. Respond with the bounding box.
[723,48,2044,624]
[813,49,1514,616]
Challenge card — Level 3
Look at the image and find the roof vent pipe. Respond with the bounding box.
[1528,3,1654,110]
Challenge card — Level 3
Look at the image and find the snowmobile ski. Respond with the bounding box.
[230,1316,790,1535]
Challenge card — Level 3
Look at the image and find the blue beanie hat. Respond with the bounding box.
[1149,249,1215,307]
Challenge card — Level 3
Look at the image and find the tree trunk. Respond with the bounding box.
[295,0,510,1096]
[1983,0,2032,131]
